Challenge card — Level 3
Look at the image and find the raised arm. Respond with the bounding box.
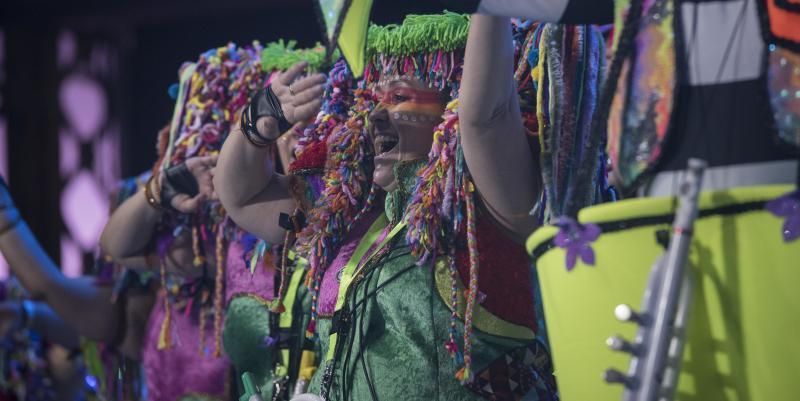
[215,125,295,244]
[0,301,80,349]
[0,181,119,341]
[215,62,325,244]
[100,155,217,262]
[99,189,162,263]
[459,15,540,240]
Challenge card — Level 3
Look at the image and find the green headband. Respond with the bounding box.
[260,40,335,72]
[366,12,470,58]
[333,10,470,78]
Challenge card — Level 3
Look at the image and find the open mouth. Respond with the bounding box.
[373,133,399,155]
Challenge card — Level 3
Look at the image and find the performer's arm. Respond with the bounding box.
[0,177,119,341]
[26,301,82,349]
[215,62,325,244]
[0,231,118,341]
[459,15,540,240]
[443,0,613,24]
[0,301,80,349]
[100,155,217,263]
[216,124,296,244]
[99,189,162,264]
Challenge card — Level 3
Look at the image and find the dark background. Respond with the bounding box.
[0,0,450,268]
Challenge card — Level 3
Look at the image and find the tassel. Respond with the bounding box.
[198,300,207,356]
[192,225,206,267]
[460,177,480,385]
[455,366,472,384]
[211,225,226,357]
[270,300,286,314]
[157,264,172,350]
[271,230,293,313]
[305,318,317,338]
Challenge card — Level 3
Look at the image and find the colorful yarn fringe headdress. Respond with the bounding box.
[155,42,269,357]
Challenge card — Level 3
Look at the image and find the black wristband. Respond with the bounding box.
[241,86,291,146]
[278,211,307,233]
[160,163,199,210]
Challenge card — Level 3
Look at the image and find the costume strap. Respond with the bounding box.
[275,266,307,376]
[325,213,404,361]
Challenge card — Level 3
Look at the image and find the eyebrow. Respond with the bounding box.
[384,80,411,89]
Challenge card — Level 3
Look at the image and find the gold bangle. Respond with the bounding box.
[144,174,164,211]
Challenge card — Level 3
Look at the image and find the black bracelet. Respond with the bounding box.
[160,163,199,210]
[241,86,291,146]
[240,109,272,147]
[278,210,307,233]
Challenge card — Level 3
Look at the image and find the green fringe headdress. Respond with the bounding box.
[363,12,470,96]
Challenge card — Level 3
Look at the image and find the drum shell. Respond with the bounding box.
[527,185,800,401]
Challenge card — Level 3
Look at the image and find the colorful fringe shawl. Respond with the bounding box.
[532,25,607,222]
[296,86,376,337]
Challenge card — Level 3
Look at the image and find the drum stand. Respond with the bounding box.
[604,159,707,401]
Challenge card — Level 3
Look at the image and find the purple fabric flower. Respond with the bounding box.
[554,217,601,271]
[766,189,800,243]
[262,335,277,348]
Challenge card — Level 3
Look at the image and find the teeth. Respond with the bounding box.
[374,134,398,154]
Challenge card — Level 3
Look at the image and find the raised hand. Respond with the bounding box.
[165,155,218,213]
[271,62,326,125]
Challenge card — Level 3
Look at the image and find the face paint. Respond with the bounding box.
[369,79,445,191]
[375,82,445,106]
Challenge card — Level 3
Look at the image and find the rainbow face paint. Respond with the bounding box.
[369,79,445,191]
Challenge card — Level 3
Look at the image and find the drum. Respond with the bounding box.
[527,184,800,401]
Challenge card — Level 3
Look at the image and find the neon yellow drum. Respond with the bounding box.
[527,184,800,401]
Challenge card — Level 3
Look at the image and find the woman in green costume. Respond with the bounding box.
[217,13,567,401]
